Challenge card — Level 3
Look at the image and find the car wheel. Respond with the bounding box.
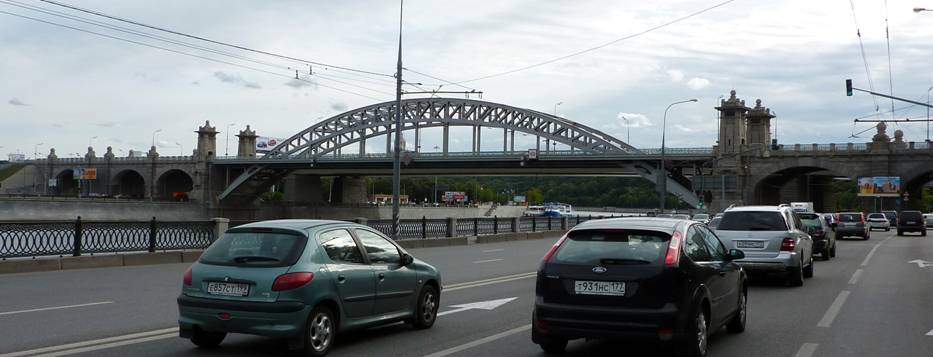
[923,230,927,237]
[726,290,747,333]
[822,246,832,260]
[678,305,709,357]
[897,230,903,236]
[803,256,814,278]
[304,306,336,357]
[412,285,439,329]
[533,328,568,355]
[885,227,890,232]
[830,243,837,258]
[787,260,804,287]
[190,328,226,348]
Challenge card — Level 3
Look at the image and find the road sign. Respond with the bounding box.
[527,149,538,160]
[48,179,57,187]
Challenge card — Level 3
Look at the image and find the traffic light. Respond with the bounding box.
[845,79,853,96]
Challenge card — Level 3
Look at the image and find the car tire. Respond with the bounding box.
[787,261,804,287]
[726,290,747,334]
[190,328,226,348]
[822,246,832,261]
[303,306,336,357]
[897,230,903,236]
[863,233,870,240]
[830,243,836,258]
[412,285,439,330]
[803,256,814,278]
[923,230,927,237]
[885,227,890,232]
[678,304,709,357]
[533,328,568,354]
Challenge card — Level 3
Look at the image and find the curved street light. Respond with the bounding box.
[151,129,162,148]
[659,99,698,212]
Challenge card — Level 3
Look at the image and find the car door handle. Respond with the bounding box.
[337,275,346,283]
[378,273,385,280]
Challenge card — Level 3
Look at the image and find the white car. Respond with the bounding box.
[866,213,890,231]
[924,214,933,228]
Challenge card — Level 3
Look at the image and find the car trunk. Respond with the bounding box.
[714,230,783,258]
[540,262,675,309]
[188,264,293,303]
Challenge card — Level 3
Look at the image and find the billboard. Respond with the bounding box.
[513,195,527,203]
[857,176,901,197]
[444,191,468,203]
[256,137,285,153]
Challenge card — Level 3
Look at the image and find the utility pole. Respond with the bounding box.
[392,0,404,239]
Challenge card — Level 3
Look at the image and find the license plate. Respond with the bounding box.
[843,223,856,227]
[907,221,916,225]
[207,282,250,297]
[574,280,625,296]
[736,241,765,249]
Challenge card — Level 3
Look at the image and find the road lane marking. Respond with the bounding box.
[848,269,863,285]
[861,237,891,267]
[481,249,504,253]
[443,272,536,292]
[817,290,850,328]
[927,329,933,336]
[472,259,504,264]
[0,327,177,357]
[794,343,819,357]
[39,333,177,357]
[0,301,113,317]
[436,297,517,317]
[421,324,531,357]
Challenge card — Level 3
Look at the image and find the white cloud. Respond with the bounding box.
[687,77,711,90]
[667,69,684,82]
[8,98,27,106]
[213,71,262,89]
[617,112,652,128]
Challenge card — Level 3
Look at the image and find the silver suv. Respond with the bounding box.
[712,205,814,286]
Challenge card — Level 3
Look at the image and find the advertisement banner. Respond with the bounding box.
[444,191,468,203]
[857,176,901,197]
[82,168,97,180]
[256,137,285,153]
[513,195,527,203]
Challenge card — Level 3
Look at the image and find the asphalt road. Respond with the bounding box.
[1,230,932,357]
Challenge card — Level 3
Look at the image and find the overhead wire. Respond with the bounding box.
[447,0,738,85]
[0,9,384,100]
[36,0,395,79]
[402,67,477,92]
[883,0,896,121]
[847,0,880,113]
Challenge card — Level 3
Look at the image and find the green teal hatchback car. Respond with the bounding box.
[177,220,442,356]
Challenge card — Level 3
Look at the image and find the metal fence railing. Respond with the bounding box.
[0,217,216,259]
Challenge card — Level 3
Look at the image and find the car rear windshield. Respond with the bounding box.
[693,214,709,220]
[867,213,885,219]
[838,214,861,222]
[199,230,307,267]
[551,229,671,266]
[900,211,922,220]
[716,211,787,231]
[708,217,722,229]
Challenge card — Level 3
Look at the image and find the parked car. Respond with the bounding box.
[925,213,933,228]
[708,216,722,230]
[673,214,691,220]
[882,210,898,227]
[532,217,747,357]
[866,213,890,231]
[897,210,927,236]
[713,205,814,286]
[798,212,836,260]
[691,213,711,224]
[177,220,442,356]
[836,212,870,240]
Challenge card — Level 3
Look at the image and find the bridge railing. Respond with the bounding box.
[0,217,215,259]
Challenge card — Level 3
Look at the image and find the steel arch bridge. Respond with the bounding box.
[219,97,699,206]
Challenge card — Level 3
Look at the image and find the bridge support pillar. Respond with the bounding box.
[331,176,367,204]
[283,174,324,204]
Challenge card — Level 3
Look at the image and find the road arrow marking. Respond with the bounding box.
[908,260,933,268]
[437,297,517,317]
[927,329,933,336]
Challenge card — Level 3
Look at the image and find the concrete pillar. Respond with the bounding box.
[446,217,457,237]
[510,130,515,152]
[236,125,258,158]
[503,128,508,152]
[283,174,324,203]
[561,217,569,230]
[512,217,520,233]
[212,217,230,242]
[332,176,367,204]
[443,124,449,156]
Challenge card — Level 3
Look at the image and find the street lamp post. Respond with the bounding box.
[620,115,631,144]
[927,86,932,143]
[553,102,563,116]
[225,123,237,156]
[151,129,162,148]
[659,99,698,212]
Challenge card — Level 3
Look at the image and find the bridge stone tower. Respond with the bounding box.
[746,99,774,150]
[236,125,258,158]
[193,121,217,203]
[716,90,749,155]
[195,121,217,159]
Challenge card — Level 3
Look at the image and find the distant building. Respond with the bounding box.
[7,153,25,162]
[369,194,409,205]
[127,150,146,158]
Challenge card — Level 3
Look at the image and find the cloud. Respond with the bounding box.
[330,102,348,112]
[673,124,698,133]
[285,78,315,89]
[667,69,684,82]
[213,71,262,89]
[617,112,652,128]
[95,122,117,127]
[687,77,711,90]
[8,98,27,106]
[156,140,176,148]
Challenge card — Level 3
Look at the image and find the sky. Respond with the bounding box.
[2,0,933,159]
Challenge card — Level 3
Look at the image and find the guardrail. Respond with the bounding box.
[3,215,621,258]
[0,217,215,259]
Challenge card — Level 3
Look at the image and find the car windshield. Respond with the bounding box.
[839,214,861,222]
[883,211,897,219]
[801,219,822,229]
[551,229,671,266]
[199,231,306,267]
[708,217,722,229]
[717,211,788,231]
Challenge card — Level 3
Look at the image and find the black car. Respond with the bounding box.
[897,210,927,236]
[533,218,747,357]
[798,212,836,260]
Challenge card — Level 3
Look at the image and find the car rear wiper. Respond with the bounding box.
[600,258,652,265]
[231,256,280,263]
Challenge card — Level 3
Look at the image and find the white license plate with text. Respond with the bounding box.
[574,280,625,296]
[736,241,765,249]
[207,282,250,297]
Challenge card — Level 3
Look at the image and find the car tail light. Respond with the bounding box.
[780,237,796,251]
[860,214,866,225]
[272,272,314,291]
[664,231,683,267]
[541,235,567,263]
[183,266,192,286]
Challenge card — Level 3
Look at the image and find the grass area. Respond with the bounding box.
[0,164,25,182]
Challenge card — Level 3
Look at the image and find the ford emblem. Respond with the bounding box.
[592,266,607,274]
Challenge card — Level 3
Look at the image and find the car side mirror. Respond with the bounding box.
[727,249,745,261]
[400,253,414,266]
